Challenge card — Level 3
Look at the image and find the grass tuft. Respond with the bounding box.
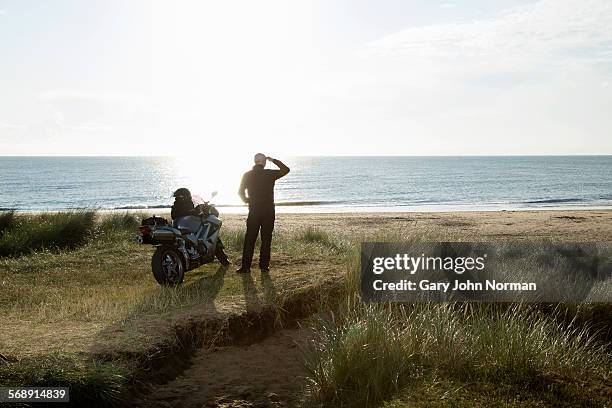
[0,211,96,257]
[97,212,142,235]
[0,210,16,236]
[303,305,416,407]
[302,302,611,407]
[222,227,246,251]
[0,353,126,407]
[295,227,339,249]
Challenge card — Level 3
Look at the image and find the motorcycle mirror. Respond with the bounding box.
[211,191,218,199]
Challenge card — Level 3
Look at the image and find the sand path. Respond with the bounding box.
[136,327,311,408]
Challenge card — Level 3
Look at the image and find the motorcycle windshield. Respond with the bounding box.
[191,194,205,206]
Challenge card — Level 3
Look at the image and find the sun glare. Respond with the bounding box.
[171,153,252,207]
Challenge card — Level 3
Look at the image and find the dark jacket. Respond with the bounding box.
[171,199,196,220]
[238,159,290,208]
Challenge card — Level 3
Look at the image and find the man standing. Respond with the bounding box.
[236,153,290,273]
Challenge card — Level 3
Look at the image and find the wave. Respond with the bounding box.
[113,204,170,210]
[273,200,344,207]
[523,198,586,204]
[111,200,344,210]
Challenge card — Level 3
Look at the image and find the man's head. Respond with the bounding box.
[254,153,267,166]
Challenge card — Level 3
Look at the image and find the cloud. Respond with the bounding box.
[0,10,7,16]
[298,0,612,154]
[363,0,612,77]
[353,0,612,114]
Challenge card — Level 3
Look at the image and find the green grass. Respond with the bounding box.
[0,210,16,235]
[96,212,143,236]
[295,226,340,249]
[0,210,147,258]
[221,227,246,251]
[301,236,612,407]
[0,353,126,407]
[0,211,97,257]
[381,375,611,407]
[302,302,611,408]
[303,305,417,407]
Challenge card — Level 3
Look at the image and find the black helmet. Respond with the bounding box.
[173,188,192,200]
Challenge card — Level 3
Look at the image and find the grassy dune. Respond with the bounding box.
[301,233,612,407]
[0,211,346,406]
[302,303,610,407]
[0,211,96,257]
[0,211,610,407]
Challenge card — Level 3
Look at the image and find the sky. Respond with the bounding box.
[0,0,611,156]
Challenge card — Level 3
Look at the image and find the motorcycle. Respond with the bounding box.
[137,192,229,285]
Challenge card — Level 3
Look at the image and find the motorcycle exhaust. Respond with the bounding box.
[152,230,177,241]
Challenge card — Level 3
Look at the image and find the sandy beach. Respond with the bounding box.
[219,209,612,242]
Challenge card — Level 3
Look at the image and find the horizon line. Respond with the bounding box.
[1,154,612,158]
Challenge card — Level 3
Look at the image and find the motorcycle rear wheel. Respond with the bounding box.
[152,246,185,285]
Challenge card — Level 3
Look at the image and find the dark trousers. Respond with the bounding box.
[242,205,275,269]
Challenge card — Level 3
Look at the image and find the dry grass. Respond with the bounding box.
[302,302,611,407]
[0,213,346,406]
[300,227,612,408]
[0,214,345,360]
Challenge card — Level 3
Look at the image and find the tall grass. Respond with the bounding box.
[0,210,16,236]
[0,211,147,257]
[222,227,246,251]
[302,303,611,407]
[97,212,142,235]
[0,353,126,407]
[302,236,612,407]
[303,305,417,407]
[0,211,97,257]
[295,226,340,249]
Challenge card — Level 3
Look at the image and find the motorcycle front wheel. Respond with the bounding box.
[152,246,185,285]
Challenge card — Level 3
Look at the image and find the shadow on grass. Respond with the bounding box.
[92,264,230,355]
[260,271,277,303]
[240,271,279,311]
[80,264,230,406]
[241,273,260,312]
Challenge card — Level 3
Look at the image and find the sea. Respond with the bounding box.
[1,156,611,213]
